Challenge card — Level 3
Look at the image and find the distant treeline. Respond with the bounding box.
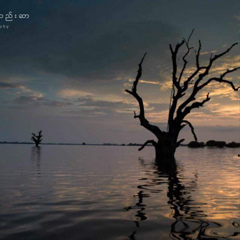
[188,140,240,148]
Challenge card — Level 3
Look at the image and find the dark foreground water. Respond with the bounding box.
[0,145,239,240]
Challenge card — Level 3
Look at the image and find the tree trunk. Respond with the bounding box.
[155,133,177,162]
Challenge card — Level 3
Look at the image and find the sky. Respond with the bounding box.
[0,0,239,144]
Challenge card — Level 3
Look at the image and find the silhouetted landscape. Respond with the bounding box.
[0,1,239,240]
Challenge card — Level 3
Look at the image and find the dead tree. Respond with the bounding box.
[126,31,239,161]
[31,130,43,147]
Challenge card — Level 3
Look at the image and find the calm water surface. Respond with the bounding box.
[0,145,239,240]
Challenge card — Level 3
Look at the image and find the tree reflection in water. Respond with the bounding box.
[161,159,209,239]
[125,157,228,240]
[31,146,41,177]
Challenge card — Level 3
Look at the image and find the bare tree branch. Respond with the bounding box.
[181,40,205,90]
[220,67,240,79]
[132,53,147,93]
[125,54,163,138]
[178,29,194,84]
[195,40,201,68]
[169,40,185,89]
[182,120,198,141]
[212,43,238,61]
[177,43,239,117]
[176,138,185,147]
[194,43,238,87]
[168,30,195,128]
[138,140,157,151]
[182,93,211,119]
[198,67,240,91]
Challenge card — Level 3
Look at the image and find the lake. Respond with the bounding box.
[0,145,239,240]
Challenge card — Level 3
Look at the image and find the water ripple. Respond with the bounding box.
[0,145,239,239]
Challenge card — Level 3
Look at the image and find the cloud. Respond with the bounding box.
[13,95,72,108]
[200,50,217,55]
[43,100,72,107]
[184,101,240,127]
[17,85,44,98]
[71,96,170,127]
[14,96,42,104]
[0,81,44,100]
[233,15,240,21]
[210,105,239,117]
[199,87,239,101]
[59,89,92,98]
[75,96,137,113]
[0,82,19,89]
[0,1,181,84]
[34,20,177,81]
[160,79,172,91]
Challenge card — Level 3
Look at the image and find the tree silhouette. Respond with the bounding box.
[31,130,43,147]
[126,31,239,161]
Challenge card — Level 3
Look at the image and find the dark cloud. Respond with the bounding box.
[0,0,179,82]
[67,96,137,118]
[13,95,72,107]
[34,20,176,81]
[76,96,135,108]
[43,100,72,108]
[0,0,238,83]
[14,96,41,104]
[0,82,19,88]
[147,103,169,111]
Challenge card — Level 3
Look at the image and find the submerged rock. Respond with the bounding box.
[226,142,240,148]
[188,141,205,148]
[206,140,226,148]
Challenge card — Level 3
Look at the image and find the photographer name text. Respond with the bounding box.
[0,11,30,29]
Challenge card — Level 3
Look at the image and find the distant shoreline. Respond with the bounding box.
[0,142,153,146]
[0,142,187,147]
[0,142,238,148]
